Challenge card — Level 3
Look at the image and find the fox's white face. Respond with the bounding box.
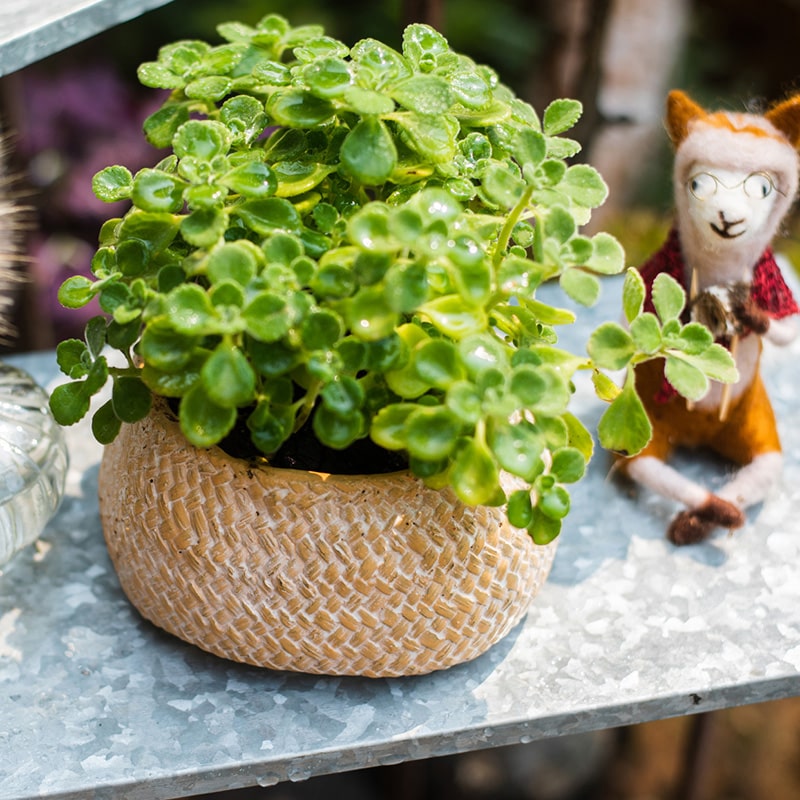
[684,164,782,249]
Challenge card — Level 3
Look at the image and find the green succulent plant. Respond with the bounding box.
[50,14,735,543]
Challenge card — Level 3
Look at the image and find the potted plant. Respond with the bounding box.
[48,15,733,676]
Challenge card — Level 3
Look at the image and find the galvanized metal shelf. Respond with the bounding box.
[0,0,174,77]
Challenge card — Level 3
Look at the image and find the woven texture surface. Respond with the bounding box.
[98,402,557,677]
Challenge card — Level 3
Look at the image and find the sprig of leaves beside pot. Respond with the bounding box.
[49,15,735,543]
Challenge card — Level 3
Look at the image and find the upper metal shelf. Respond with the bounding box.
[0,0,175,77]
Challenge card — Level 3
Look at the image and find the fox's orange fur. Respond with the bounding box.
[622,90,800,545]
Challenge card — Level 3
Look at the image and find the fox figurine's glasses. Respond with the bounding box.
[688,170,784,200]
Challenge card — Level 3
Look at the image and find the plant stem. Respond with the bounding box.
[493,185,534,267]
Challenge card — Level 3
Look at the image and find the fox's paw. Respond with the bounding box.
[667,496,745,546]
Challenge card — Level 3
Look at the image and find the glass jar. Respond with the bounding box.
[0,361,68,566]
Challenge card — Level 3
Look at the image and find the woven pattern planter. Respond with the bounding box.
[98,401,557,677]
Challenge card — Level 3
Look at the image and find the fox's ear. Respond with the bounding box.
[765,94,800,149]
[665,90,706,146]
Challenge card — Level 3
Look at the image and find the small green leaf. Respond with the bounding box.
[587,322,635,371]
[58,275,97,309]
[247,402,294,455]
[201,342,256,407]
[180,384,237,447]
[597,368,652,456]
[173,120,231,160]
[181,207,228,247]
[538,484,571,521]
[132,169,184,213]
[560,164,608,208]
[664,355,708,401]
[543,98,582,135]
[49,381,91,425]
[340,117,398,185]
[412,339,465,389]
[550,447,586,483]
[312,405,364,449]
[222,160,277,198]
[420,295,487,339]
[450,438,500,506]
[652,272,686,322]
[630,313,662,354]
[235,197,301,235]
[489,420,544,479]
[111,376,153,423]
[320,376,364,417]
[391,75,452,115]
[91,400,123,444]
[267,89,336,128]
[586,232,625,275]
[92,166,133,203]
[406,406,461,460]
[622,267,646,323]
[507,489,534,529]
[528,508,562,545]
[370,403,416,450]
[560,268,600,307]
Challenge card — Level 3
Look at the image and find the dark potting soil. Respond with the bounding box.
[218,410,409,476]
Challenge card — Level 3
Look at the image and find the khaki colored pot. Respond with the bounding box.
[98,400,557,677]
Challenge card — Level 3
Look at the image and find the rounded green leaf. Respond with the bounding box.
[49,381,91,426]
[303,57,353,97]
[131,169,184,213]
[179,384,237,447]
[347,286,397,341]
[560,268,600,307]
[543,98,582,135]
[405,406,461,460]
[173,120,231,160]
[235,197,301,235]
[651,272,686,322]
[550,447,586,483]
[587,322,635,371]
[267,89,335,128]
[111,376,152,423]
[91,400,123,444]
[370,403,416,450]
[321,376,364,417]
[301,309,345,351]
[412,339,465,389]
[92,166,133,202]
[312,405,364,449]
[586,232,625,275]
[207,241,261,285]
[247,402,294,455]
[630,312,663,354]
[341,117,398,186]
[664,355,708,402]
[507,489,534,529]
[420,295,487,339]
[538,484,571,521]
[391,75,452,115]
[242,292,291,342]
[180,207,228,248]
[489,420,544,479]
[597,369,652,456]
[140,320,198,371]
[58,275,97,309]
[560,164,608,208]
[201,342,256,407]
[449,438,500,506]
[385,260,429,313]
[528,508,562,545]
[222,161,277,198]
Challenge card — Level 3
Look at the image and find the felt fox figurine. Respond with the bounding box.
[620,89,800,545]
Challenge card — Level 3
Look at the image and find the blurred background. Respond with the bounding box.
[2,0,800,797]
